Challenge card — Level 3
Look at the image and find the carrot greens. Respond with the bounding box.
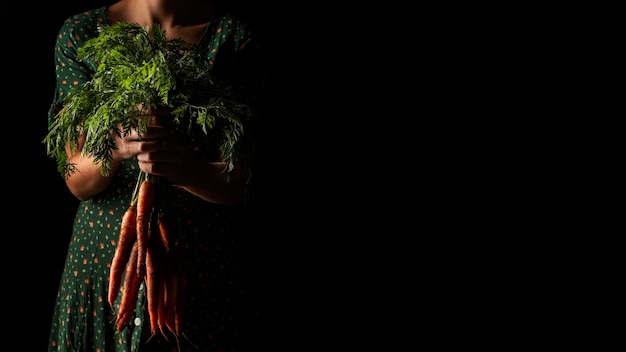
[43,21,252,179]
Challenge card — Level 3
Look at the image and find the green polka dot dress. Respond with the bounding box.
[47,6,265,352]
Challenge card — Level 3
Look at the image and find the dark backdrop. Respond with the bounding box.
[9,1,309,350]
[7,2,554,350]
[11,1,368,350]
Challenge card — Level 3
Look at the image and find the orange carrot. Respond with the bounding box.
[108,204,138,307]
[145,232,162,337]
[116,241,141,332]
[157,273,169,338]
[159,216,187,337]
[163,261,178,335]
[157,261,178,339]
[158,212,174,253]
[135,178,156,277]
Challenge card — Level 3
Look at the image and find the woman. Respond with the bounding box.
[46,0,266,351]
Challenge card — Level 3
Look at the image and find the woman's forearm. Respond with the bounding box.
[172,158,248,206]
[64,153,124,201]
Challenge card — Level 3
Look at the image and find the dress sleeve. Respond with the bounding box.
[47,8,107,128]
[207,14,268,113]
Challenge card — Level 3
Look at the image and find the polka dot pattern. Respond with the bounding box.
[47,6,263,352]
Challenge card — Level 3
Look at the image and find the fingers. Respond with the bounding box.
[141,125,174,139]
[136,131,185,162]
[138,132,184,151]
[136,150,185,180]
[147,107,175,128]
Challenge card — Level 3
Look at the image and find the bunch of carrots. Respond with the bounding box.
[108,171,189,341]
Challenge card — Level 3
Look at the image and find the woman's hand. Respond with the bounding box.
[134,123,186,181]
[107,107,185,183]
[64,108,187,201]
[105,108,246,205]
[114,108,187,182]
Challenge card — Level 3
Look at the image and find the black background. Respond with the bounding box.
[8,1,304,349]
[11,1,370,349]
[7,1,561,350]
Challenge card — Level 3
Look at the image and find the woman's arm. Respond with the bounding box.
[65,118,249,206]
[134,121,249,206]
[63,134,124,201]
[155,157,249,206]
